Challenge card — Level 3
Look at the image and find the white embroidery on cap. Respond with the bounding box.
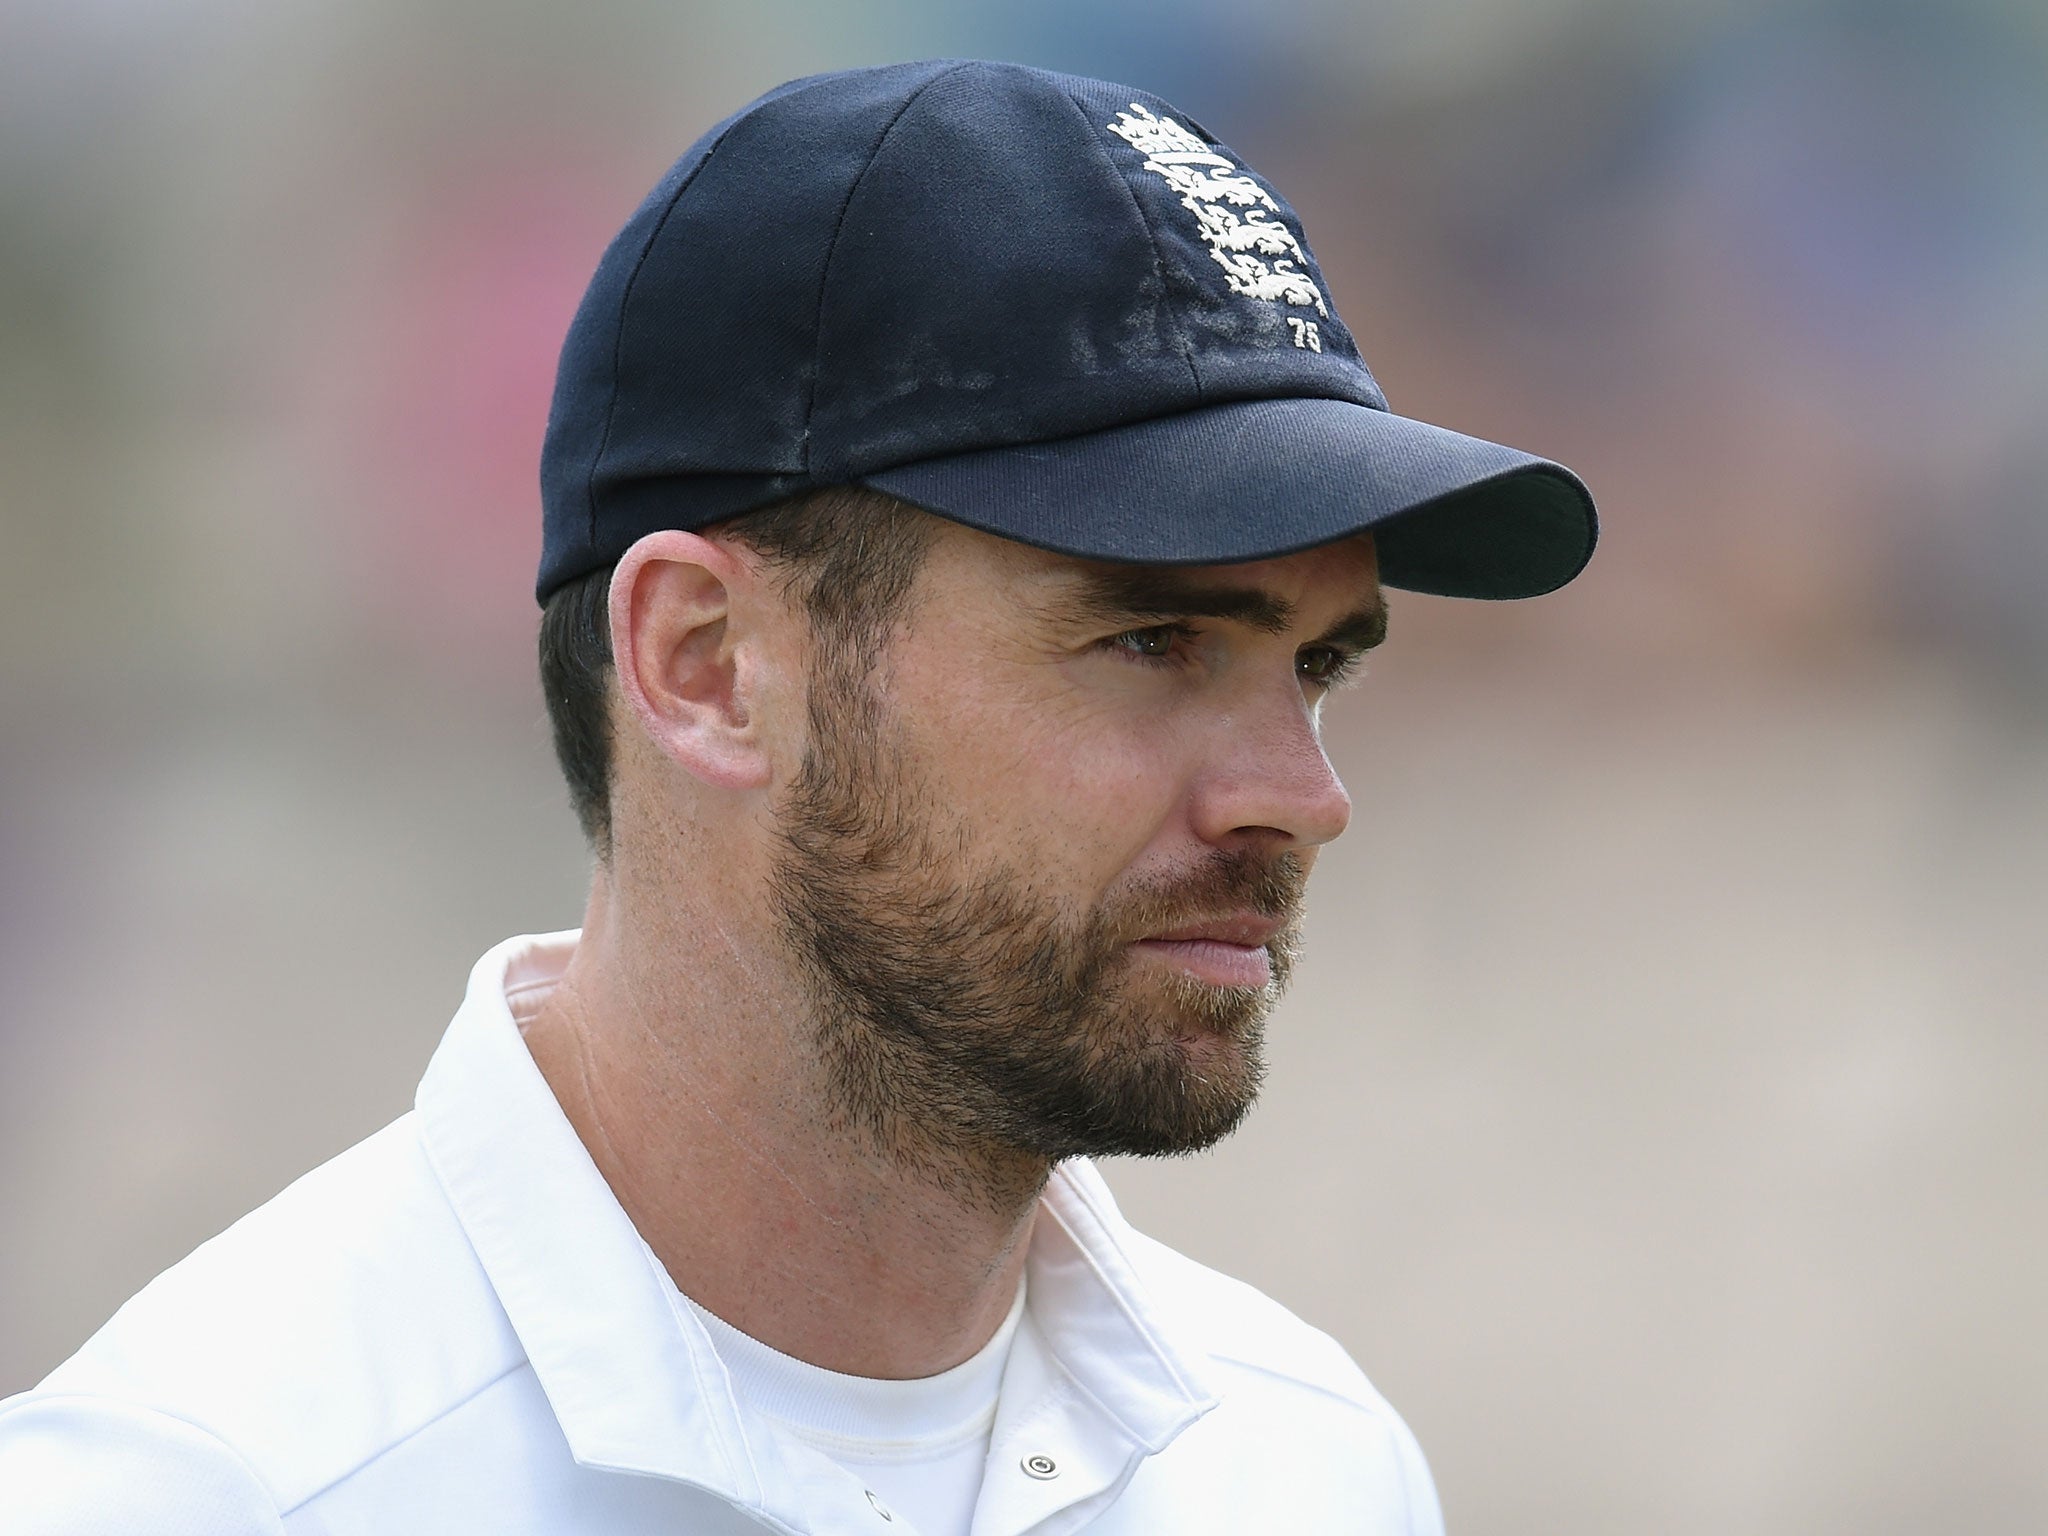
[1107,103,1328,322]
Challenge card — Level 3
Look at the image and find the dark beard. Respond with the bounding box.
[767,661,1306,1203]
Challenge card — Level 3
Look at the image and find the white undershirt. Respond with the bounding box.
[677,1275,1026,1536]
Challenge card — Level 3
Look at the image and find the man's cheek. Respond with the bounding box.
[1002,739,1185,878]
[919,682,1170,802]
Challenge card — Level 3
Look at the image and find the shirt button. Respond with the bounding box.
[865,1489,894,1521]
[1021,1453,1060,1480]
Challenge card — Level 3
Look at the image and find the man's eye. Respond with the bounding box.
[1296,646,1356,686]
[1108,625,1190,661]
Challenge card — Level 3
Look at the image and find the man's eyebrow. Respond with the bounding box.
[1316,599,1389,654]
[1055,568,1389,651]
[1058,569,1297,635]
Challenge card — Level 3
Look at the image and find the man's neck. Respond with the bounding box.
[520,878,1041,1380]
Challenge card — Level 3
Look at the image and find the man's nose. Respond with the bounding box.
[1188,689,1352,852]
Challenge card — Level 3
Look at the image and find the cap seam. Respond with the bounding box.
[1058,86,1205,403]
[582,129,744,557]
[802,60,979,474]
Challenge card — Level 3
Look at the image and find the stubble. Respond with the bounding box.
[767,659,1307,1210]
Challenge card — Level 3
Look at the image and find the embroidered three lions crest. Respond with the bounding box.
[1106,103,1329,342]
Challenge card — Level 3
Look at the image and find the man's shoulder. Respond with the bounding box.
[1060,1163,1394,1416]
[1077,1171,1442,1534]
[10,1113,526,1518]
[1120,1218,1405,1416]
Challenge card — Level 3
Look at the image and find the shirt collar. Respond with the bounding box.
[415,931,1216,1514]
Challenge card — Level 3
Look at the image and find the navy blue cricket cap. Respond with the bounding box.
[537,59,1597,604]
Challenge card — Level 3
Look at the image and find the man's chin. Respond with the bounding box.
[1091,989,1269,1154]
[1089,1062,1263,1158]
[1183,1012,1266,1093]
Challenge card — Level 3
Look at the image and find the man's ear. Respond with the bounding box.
[608,530,775,792]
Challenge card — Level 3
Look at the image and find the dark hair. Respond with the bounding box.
[537,486,939,856]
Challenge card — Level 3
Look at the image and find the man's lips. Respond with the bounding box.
[1142,913,1284,947]
[1132,913,1284,989]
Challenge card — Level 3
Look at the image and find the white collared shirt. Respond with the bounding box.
[678,1270,1027,1534]
[0,933,1444,1535]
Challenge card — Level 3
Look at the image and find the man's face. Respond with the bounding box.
[767,520,1383,1180]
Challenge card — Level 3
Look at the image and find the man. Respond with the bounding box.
[0,60,1594,1534]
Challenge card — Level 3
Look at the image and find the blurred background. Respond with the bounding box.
[3,0,2044,1530]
